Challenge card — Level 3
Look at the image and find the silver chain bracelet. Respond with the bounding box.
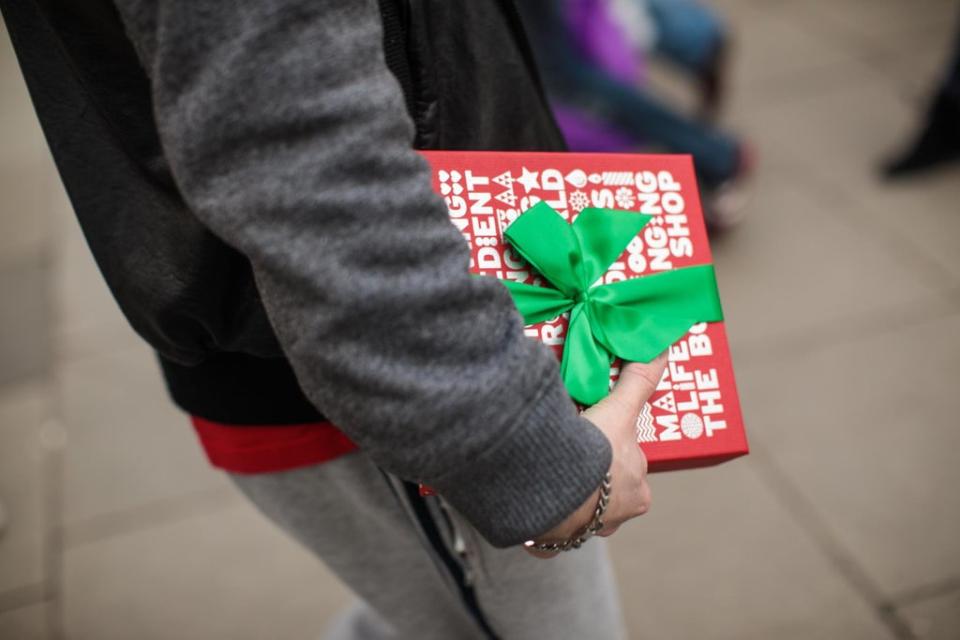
[524,472,612,552]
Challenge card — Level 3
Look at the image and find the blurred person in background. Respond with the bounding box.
[645,0,729,119]
[882,15,960,179]
[518,0,754,229]
[0,1,665,638]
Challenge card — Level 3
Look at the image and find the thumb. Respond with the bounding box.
[594,353,668,423]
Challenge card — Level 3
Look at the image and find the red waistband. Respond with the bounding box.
[191,416,358,474]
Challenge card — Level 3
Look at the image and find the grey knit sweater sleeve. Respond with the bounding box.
[114,0,612,547]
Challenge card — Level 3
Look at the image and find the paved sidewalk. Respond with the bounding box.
[2,1,959,638]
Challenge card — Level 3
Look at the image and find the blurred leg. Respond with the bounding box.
[0,500,8,538]
[442,503,627,640]
[591,87,741,186]
[646,0,729,117]
[883,17,960,178]
[520,0,739,183]
[231,454,484,640]
[323,602,396,640]
[646,0,726,73]
[230,453,627,640]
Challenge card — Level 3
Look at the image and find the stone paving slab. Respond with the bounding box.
[776,0,957,61]
[740,71,916,189]
[610,459,896,640]
[0,602,50,640]
[867,28,958,105]
[0,257,52,386]
[63,502,352,640]
[58,343,228,527]
[710,170,943,357]
[899,589,960,640]
[0,382,50,599]
[0,160,54,270]
[0,25,50,171]
[720,0,868,101]
[739,311,960,596]
[852,173,960,284]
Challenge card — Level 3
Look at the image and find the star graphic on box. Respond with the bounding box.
[516,167,540,193]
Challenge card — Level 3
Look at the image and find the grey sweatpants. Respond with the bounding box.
[230,453,627,640]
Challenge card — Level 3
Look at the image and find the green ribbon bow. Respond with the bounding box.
[497,201,724,406]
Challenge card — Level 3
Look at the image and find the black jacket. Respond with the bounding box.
[1,0,565,424]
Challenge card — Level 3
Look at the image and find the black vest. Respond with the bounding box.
[0,0,565,423]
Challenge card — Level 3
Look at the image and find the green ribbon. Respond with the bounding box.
[496,201,724,405]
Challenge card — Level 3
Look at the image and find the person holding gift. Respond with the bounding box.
[2,0,671,638]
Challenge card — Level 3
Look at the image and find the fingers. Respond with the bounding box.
[591,352,668,427]
[613,354,668,412]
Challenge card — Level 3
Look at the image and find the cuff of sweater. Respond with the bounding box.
[430,381,613,548]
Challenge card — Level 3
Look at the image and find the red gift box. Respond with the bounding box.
[422,151,748,472]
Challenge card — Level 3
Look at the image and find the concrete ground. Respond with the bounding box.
[2,1,959,638]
